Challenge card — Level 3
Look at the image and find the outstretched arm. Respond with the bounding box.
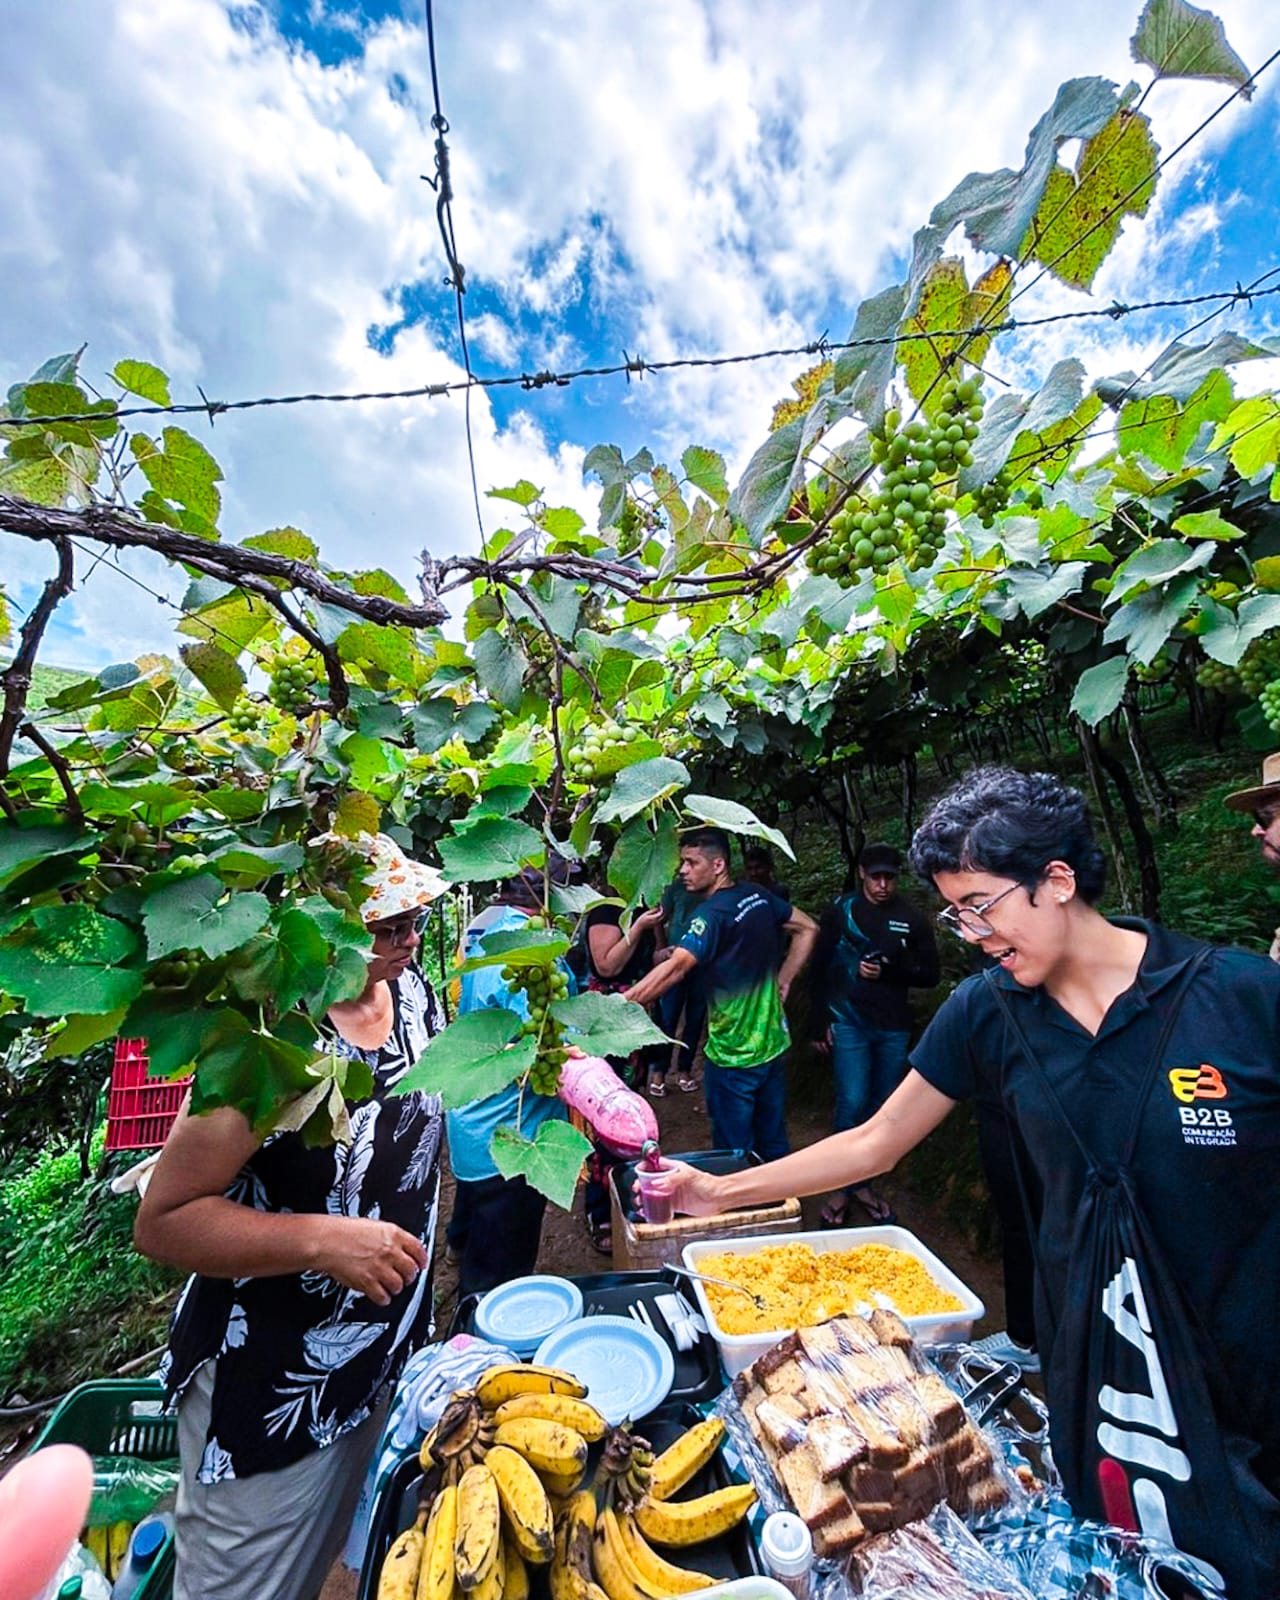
[650,1070,955,1215]
[624,945,697,1007]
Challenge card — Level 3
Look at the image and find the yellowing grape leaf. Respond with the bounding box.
[899,259,1012,416]
[1023,109,1159,289]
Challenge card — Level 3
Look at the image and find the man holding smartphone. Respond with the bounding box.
[812,842,939,1225]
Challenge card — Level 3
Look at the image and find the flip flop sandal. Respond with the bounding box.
[647,1078,667,1097]
[677,1075,698,1092]
[587,1219,613,1254]
[819,1200,850,1228]
[852,1186,897,1225]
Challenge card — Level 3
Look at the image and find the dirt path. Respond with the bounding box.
[326,1076,1006,1597]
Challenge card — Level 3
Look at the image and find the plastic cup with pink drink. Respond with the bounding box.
[635,1141,676,1224]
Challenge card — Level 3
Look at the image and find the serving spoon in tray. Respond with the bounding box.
[665,1262,768,1312]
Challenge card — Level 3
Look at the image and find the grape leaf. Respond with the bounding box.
[333,792,380,838]
[473,628,529,713]
[112,360,171,405]
[228,908,333,1011]
[0,817,96,889]
[595,758,691,827]
[608,813,680,909]
[1023,109,1158,291]
[461,929,571,971]
[143,874,271,959]
[900,258,1011,415]
[730,416,806,544]
[680,794,795,859]
[491,1118,593,1212]
[681,445,729,506]
[550,990,672,1055]
[833,282,908,429]
[191,1010,318,1132]
[0,905,141,1016]
[1131,0,1252,93]
[1071,656,1131,725]
[43,1008,128,1060]
[241,526,319,562]
[120,992,216,1078]
[179,641,246,712]
[394,1008,532,1108]
[437,816,544,883]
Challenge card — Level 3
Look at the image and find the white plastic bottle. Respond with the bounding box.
[109,1514,173,1600]
[760,1511,814,1600]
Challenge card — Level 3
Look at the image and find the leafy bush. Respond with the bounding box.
[0,1128,176,1401]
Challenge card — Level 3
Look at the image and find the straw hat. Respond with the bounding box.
[354,832,447,922]
[1223,753,1280,814]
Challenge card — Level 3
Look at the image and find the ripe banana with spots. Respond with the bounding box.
[551,1492,607,1600]
[647,1419,724,1502]
[540,1465,588,1500]
[493,1393,608,1443]
[416,1487,457,1600]
[378,1510,427,1600]
[455,1464,502,1591]
[493,1417,589,1478]
[486,1443,555,1565]
[503,1539,529,1600]
[469,1533,507,1600]
[633,1484,756,1547]
[477,1363,587,1410]
[591,1506,651,1600]
[617,1513,714,1596]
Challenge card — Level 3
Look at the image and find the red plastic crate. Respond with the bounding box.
[105,1038,191,1152]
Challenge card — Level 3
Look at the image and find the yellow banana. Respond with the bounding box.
[633,1484,756,1547]
[419,1420,441,1471]
[469,1534,507,1600]
[503,1539,529,1600]
[647,1420,724,1502]
[540,1465,588,1500]
[379,1512,428,1600]
[109,1521,133,1583]
[592,1508,650,1600]
[493,1418,589,1478]
[553,1494,608,1600]
[84,1525,109,1576]
[619,1514,714,1595]
[455,1464,502,1590]
[486,1444,554,1566]
[494,1394,608,1443]
[478,1364,588,1410]
[417,1487,458,1600]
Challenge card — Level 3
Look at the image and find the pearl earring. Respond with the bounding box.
[1056,895,1066,903]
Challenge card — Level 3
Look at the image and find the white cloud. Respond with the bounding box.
[0,0,1275,669]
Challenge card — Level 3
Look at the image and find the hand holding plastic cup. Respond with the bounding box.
[635,1159,677,1224]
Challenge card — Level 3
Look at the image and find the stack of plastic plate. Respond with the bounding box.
[474,1275,584,1361]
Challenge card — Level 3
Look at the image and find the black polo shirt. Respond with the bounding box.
[911,919,1280,1463]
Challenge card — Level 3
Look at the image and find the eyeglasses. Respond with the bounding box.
[936,882,1025,940]
[369,909,431,946]
[1253,806,1280,829]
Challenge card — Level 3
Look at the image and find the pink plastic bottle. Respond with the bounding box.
[557,1054,658,1158]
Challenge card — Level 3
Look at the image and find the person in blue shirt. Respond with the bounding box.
[445,868,570,1297]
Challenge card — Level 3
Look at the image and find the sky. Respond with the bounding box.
[2,0,1278,670]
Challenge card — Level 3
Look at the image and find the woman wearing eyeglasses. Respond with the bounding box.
[652,766,1280,1598]
[135,833,448,1600]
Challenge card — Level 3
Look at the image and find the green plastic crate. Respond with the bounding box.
[32,1379,177,1598]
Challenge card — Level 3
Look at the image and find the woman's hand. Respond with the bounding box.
[646,1159,727,1218]
[310,1216,428,1306]
[632,906,666,934]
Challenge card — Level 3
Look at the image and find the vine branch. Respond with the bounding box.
[0,534,75,776]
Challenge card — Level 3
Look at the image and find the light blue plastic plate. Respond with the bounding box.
[474,1275,583,1356]
[532,1314,675,1424]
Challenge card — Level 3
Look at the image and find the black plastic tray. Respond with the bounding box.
[357,1402,761,1600]
[449,1269,722,1408]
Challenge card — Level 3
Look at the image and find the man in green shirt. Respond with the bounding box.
[626,828,817,1157]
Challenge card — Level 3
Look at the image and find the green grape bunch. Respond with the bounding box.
[1261,680,1280,735]
[1196,658,1243,697]
[805,375,986,587]
[268,654,319,711]
[567,720,642,781]
[465,719,503,759]
[500,936,572,1096]
[227,696,263,733]
[1237,634,1280,699]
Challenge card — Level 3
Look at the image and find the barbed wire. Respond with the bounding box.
[5,280,1278,433]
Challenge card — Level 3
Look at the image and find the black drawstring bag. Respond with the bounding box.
[987,955,1280,1599]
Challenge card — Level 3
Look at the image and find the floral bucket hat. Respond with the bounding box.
[354,832,448,924]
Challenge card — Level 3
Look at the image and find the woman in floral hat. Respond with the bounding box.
[135,833,448,1600]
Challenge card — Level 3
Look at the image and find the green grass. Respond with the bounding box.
[0,1131,177,1402]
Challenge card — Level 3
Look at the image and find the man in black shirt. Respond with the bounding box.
[813,842,939,1224]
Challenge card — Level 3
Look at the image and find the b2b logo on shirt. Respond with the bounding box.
[1168,1065,1235,1147]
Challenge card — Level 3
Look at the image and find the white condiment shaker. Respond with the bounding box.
[760,1511,814,1600]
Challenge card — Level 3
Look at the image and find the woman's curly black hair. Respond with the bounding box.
[908,766,1108,904]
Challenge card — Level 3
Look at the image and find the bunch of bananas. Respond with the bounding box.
[377,1368,755,1600]
[84,1520,135,1583]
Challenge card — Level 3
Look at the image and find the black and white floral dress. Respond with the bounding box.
[161,966,445,1482]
